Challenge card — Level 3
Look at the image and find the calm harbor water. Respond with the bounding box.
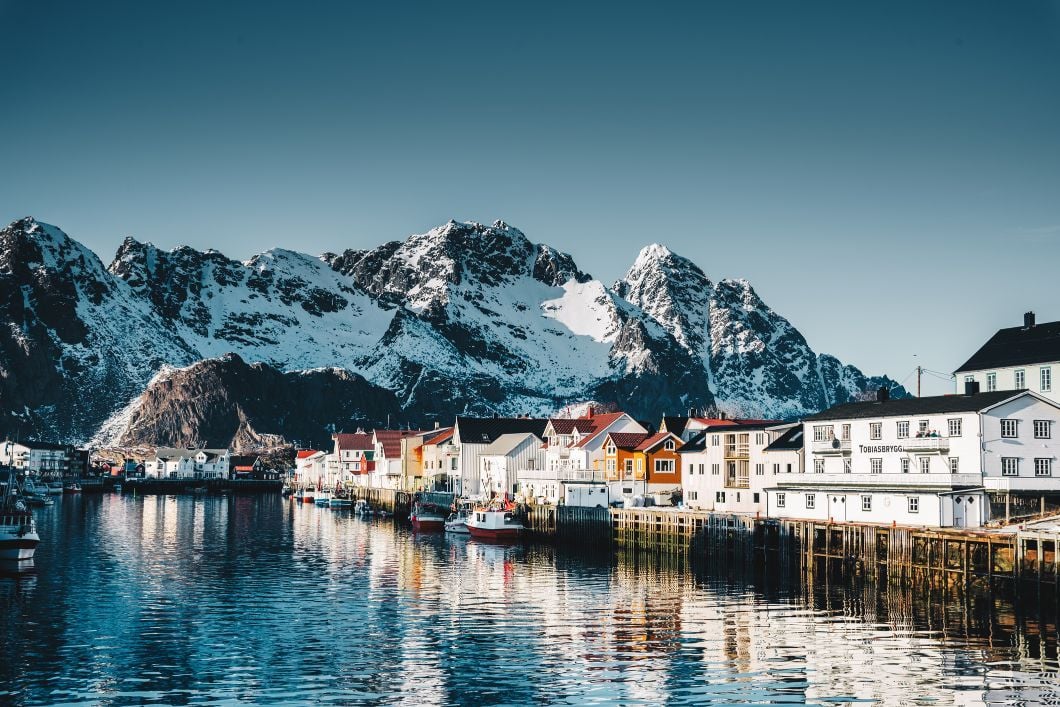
[1,495,1058,706]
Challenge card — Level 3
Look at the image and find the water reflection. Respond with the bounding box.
[0,495,1057,705]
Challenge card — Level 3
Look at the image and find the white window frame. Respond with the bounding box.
[755,463,765,476]
[843,458,852,473]
[1001,457,1020,476]
[805,493,815,509]
[663,439,676,451]
[841,424,851,441]
[870,458,882,474]
[1035,458,1052,477]
[901,458,910,474]
[1001,419,1018,438]
[654,459,675,474]
[814,458,825,474]
[947,419,962,437]
[813,425,834,442]
[920,457,931,474]
[869,422,882,440]
[776,492,786,508]
[896,421,909,439]
[711,463,720,475]
[861,495,872,512]
[908,497,919,514]
[1015,369,1026,390]
[986,372,997,391]
[1042,366,1052,393]
[1034,420,1052,439]
[949,457,959,474]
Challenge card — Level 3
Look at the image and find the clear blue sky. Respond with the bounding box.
[2,0,1058,394]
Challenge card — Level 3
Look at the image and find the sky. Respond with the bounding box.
[2,0,1058,395]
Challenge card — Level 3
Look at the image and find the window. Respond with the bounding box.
[664,439,676,451]
[711,463,720,475]
[787,463,793,474]
[986,372,997,391]
[918,420,929,434]
[861,495,872,512]
[606,459,616,472]
[908,497,919,514]
[773,463,780,474]
[716,491,726,503]
[805,494,815,509]
[1042,367,1052,393]
[711,435,720,446]
[1002,457,1019,476]
[1001,419,1018,438]
[1034,420,1052,439]
[654,459,675,474]
[869,423,882,440]
[755,463,765,476]
[920,457,931,474]
[949,457,959,474]
[1015,369,1026,390]
[870,458,882,474]
[756,433,765,446]
[698,463,705,475]
[841,424,851,441]
[624,459,634,472]
[753,493,760,504]
[814,458,825,474]
[948,419,962,437]
[636,458,644,471]
[813,425,834,442]
[843,458,852,473]
[1035,458,1052,477]
[964,375,974,385]
[688,463,694,476]
[687,491,697,501]
[901,458,910,474]
[605,442,616,455]
[776,492,786,508]
[897,421,909,439]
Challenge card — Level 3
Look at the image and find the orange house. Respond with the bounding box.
[603,431,683,497]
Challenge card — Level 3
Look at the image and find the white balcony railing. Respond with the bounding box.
[901,437,950,453]
[811,439,852,454]
[518,468,607,483]
[775,472,982,489]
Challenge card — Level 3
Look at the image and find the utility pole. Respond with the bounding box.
[917,366,922,398]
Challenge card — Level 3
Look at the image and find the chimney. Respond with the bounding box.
[434,421,440,429]
[876,387,890,403]
[586,405,594,419]
[1024,311,1036,329]
[719,411,727,420]
[965,380,981,396]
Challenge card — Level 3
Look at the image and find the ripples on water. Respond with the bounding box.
[0,495,1057,706]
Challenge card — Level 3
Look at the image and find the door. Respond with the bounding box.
[952,496,965,528]
[828,493,847,522]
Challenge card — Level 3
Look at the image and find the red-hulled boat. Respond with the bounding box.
[409,501,447,532]
[465,507,524,541]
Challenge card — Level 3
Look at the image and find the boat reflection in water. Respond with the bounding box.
[0,495,1057,705]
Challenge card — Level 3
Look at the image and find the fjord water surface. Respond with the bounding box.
[0,495,1057,706]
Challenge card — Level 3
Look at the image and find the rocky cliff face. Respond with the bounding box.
[0,217,906,445]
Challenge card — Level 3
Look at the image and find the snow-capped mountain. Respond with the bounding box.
[0,216,905,446]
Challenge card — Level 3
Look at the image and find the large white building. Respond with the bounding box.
[479,432,545,499]
[145,448,230,479]
[0,441,72,477]
[956,312,1059,405]
[679,422,793,515]
[765,389,1060,528]
[452,417,550,497]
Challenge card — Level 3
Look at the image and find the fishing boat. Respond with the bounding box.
[63,483,82,494]
[329,496,352,508]
[444,508,470,534]
[314,489,332,506]
[409,501,447,532]
[0,471,40,560]
[465,506,524,541]
[301,486,316,504]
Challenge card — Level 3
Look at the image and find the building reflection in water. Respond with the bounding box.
[0,496,1056,705]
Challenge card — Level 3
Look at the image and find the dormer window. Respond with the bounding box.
[663,439,676,451]
[605,442,616,455]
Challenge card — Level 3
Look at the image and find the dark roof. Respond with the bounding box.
[765,426,803,451]
[607,432,650,450]
[456,417,549,445]
[956,320,1060,373]
[803,391,1029,422]
[548,419,597,435]
[677,432,708,453]
[17,441,70,451]
[660,417,689,436]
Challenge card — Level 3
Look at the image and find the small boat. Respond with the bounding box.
[314,489,332,506]
[410,501,447,532]
[24,493,52,507]
[63,483,82,494]
[444,509,470,534]
[329,496,352,508]
[301,487,316,504]
[466,507,524,541]
[1,473,41,560]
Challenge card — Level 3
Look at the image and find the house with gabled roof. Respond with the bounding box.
[602,430,683,501]
[452,417,549,497]
[145,447,230,480]
[679,421,788,514]
[480,432,545,499]
[542,409,647,475]
[370,429,428,490]
[331,431,375,483]
[956,311,1060,405]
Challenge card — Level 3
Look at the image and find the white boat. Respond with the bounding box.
[1,472,40,560]
[22,478,46,496]
[465,506,524,541]
[444,509,470,534]
[329,497,352,508]
[314,489,332,506]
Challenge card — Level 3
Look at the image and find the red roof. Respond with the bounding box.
[566,412,632,448]
[635,432,680,452]
[607,432,650,450]
[234,465,255,472]
[422,428,454,445]
[333,433,374,451]
[373,430,429,458]
[549,418,597,435]
[296,450,318,459]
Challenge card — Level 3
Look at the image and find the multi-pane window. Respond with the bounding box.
[986,372,997,391]
[1001,419,1018,438]
[869,423,882,440]
[688,464,694,476]
[949,457,959,474]
[716,491,725,503]
[756,433,765,446]
[918,420,929,434]
[805,494,815,509]
[654,459,675,474]
[1034,420,1052,439]
[841,424,851,440]
[813,425,834,442]
[901,458,910,473]
[948,419,962,437]
[664,439,676,451]
[773,463,780,474]
[1015,369,1026,390]
[1035,458,1052,477]
[843,458,852,473]
[776,493,786,508]
[1001,457,1019,476]
[755,463,765,476]
[897,421,909,438]
[870,458,883,474]
[920,457,931,474]
[711,463,720,475]
[814,458,825,473]
[861,495,872,512]
[711,435,720,446]
[698,463,705,475]
[908,497,920,514]
[964,375,974,386]
[1042,367,1053,393]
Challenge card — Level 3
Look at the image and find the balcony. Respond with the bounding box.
[725,473,750,489]
[812,439,851,455]
[724,445,750,459]
[775,472,982,490]
[902,437,950,453]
